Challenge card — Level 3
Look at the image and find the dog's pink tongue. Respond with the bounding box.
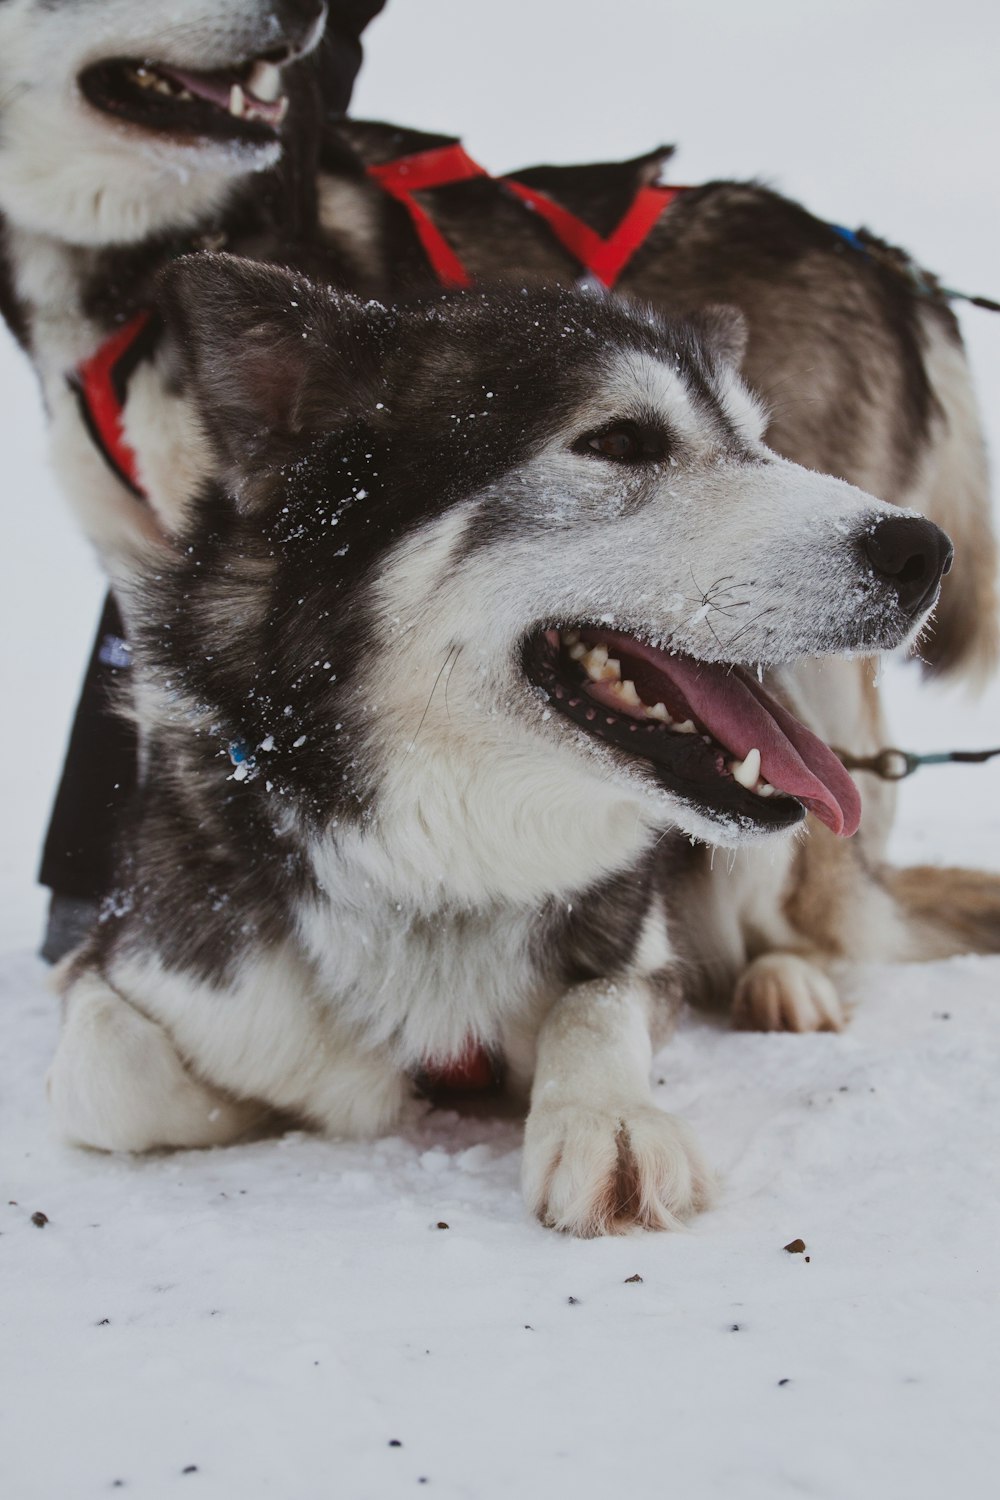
[661,656,861,837]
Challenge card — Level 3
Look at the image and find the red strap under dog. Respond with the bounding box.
[367,142,681,291]
[420,1043,499,1094]
[501,178,681,288]
[367,143,490,288]
[71,310,153,499]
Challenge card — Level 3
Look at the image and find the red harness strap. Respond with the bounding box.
[501,178,681,288]
[418,1043,500,1096]
[366,142,490,288]
[70,310,155,499]
[367,142,681,291]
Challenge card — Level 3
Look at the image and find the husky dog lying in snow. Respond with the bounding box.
[48,256,955,1233]
[2,0,999,1037]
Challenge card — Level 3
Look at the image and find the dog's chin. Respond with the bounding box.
[78,54,290,150]
[522,627,864,841]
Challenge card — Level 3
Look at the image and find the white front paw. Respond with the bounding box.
[732,952,845,1033]
[522,1102,713,1237]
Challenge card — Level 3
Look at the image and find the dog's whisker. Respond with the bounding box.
[408,645,460,752]
[442,644,464,725]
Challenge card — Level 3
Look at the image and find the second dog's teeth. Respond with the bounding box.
[731,748,762,789]
[229,83,246,118]
[581,644,608,679]
[246,60,282,102]
[673,719,696,734]
[618,679,641,707]
[568,642,587,661]
[647,702,671,722]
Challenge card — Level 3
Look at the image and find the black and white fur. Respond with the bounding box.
[48,260,948,1234]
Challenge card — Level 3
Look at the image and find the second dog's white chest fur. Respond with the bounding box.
[11,227,209,556]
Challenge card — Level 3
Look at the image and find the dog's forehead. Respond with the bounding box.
[399,293,691,409]
[596,346,717,431]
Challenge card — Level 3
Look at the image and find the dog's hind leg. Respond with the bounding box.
[48,969,263,1152]
[903,314,998,686]
[882,864,1000,959]
[522,967,713,1237]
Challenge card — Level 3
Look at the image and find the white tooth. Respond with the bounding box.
[568,642,587,661]
[247,61,282,102]
[619,679,641,707]
[600,657,622,682]
[582,645,608,680]
[229,83,246,118]
[154,78,172,95]
[275,96,289,124]
[647,702,671,722]
[756,783,776,798]
[177,88,193,101]
[673,719,696,734]
[731,748,762,790]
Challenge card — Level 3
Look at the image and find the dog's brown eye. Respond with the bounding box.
[574,421,665,464]
[591,429,639,459]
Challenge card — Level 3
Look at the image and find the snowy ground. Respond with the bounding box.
[2,3,1000,1497]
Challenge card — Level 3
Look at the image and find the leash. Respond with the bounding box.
[828,223,1000,313]
[366,140,683,290]
[835,744,1000,781]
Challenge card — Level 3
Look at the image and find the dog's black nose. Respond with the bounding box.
[862,515,954,617]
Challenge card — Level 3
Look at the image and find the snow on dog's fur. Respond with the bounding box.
[48,259,951,1234]
[4,0,1000,1087]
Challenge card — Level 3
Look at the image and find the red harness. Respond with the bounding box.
[69,309,155,499]
[367,140,682,289]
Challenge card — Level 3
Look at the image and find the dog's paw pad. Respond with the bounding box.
[732,953,844,1033]
[523,1103,713,1237]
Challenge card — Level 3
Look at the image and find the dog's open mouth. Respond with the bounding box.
[525,627,862,837]
[78,55,289,143]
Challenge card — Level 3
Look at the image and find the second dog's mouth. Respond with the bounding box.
[78,55,290,144]
[525,627,862,837]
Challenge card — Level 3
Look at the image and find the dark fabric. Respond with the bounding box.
[39,593,138,902]
[320,1,387,115]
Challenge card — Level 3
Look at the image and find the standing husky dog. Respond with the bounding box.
[1,0,997,1031]
[48,258,954,1234]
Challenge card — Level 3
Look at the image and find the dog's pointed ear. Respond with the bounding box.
[156,253,385,499]
[688,304,749,370]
